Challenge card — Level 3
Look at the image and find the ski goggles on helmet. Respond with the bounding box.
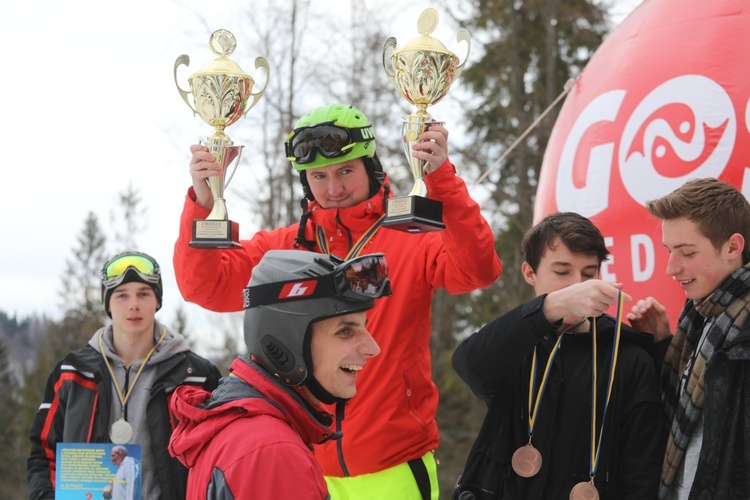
[101,252,161,293]
[243,253,391,308]
[285,122,374,164]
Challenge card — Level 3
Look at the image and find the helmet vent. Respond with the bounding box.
[261,335,295,372]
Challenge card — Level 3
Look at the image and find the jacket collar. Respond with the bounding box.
[306,182,388,237]
[168,357,338,468]
[225,357,336,444]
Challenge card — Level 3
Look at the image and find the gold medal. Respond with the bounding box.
[109,417,134,444]
[511,444,542,478]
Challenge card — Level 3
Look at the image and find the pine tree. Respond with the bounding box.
[109,182,147,251]
[19,213,109,498]
[58,211,108,324]
[0,339,26,497]
[173,304,192,348]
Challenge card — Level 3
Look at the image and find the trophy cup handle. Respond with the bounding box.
[382,37,398,86]
[453,29,472,78]
[223,145,244,189]
[174,55,198,116]
[242,57,270,117]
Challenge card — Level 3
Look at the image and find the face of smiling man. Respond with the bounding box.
[308,311,380,401]
[661,216,744,300]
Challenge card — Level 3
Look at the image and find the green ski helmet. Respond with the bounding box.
[287,104,389,250]
[286,104,376,171]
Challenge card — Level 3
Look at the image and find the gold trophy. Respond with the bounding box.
[174,29,269,248]
[382,8,471,232]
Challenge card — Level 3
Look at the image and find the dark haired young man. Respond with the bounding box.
[453,212,663,499]
[27,251,221,500]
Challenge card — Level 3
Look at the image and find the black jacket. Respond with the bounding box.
[452,294,664,499]
[685,324,750,498]
[27,342,221,500]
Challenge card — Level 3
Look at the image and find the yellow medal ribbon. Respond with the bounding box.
[99,326,167,420]
[525,318,586,441]
[316,214,385,259]
[588,290,625,482]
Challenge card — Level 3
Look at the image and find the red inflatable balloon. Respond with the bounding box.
[536,0,750,327]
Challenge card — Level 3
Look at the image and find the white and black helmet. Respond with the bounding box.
[243,250,391,398]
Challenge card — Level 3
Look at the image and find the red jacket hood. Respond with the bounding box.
[168,357,337,468]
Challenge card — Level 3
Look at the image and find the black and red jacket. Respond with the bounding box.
[27,339,220,500]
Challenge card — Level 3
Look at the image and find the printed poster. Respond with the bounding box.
[55,443,142,500]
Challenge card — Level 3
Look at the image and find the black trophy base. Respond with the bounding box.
[190,219,241,249]
[382,196,445,233]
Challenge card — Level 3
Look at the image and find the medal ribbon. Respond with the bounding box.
[526,318,586,441]
[316,214,385,259]
[588,291,625,481]
[99,327,167,419]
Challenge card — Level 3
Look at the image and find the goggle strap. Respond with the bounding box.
[244,275,340,308]
[243,252,388,308]
[343,125,373,143]
[286,125,373,152]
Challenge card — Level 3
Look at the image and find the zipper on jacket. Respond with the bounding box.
[335,402,350,476]
[403,372,429,433]
[335,213,354,252]
[122,366,131,421]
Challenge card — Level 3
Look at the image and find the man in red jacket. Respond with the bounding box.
[174,103,502,498]
[169,249,390,499]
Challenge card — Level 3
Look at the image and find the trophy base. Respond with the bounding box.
[383,196,445,233]
[190,219,241,249]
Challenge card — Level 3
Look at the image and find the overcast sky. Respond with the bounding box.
[1,0,642,355]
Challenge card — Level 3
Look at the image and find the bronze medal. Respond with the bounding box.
[511,444,542,478]
[109,417,134,444]
[570,481,599,500]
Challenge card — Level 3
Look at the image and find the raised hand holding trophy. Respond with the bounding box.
[174,29,269,248]
[382,8,471,233]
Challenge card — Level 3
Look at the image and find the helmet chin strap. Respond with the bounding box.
[294,196,316,252]
[304,374,348,405]
[299,170,315,201]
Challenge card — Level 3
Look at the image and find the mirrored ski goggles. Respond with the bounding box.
[101,253,161,289]
[285,122,374,164]
[243,253,391,308]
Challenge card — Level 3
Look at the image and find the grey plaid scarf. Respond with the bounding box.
[658,263,750,498]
